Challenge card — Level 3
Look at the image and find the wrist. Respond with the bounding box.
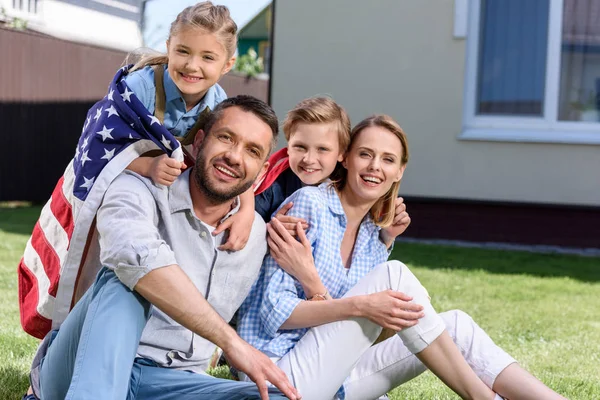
[351,295,370,318]
[217,327,240,354]
[300,269,325,297]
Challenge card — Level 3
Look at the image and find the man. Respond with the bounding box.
[34,96,299,400]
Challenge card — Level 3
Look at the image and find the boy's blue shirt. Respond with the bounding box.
[255,168,303,222]
[124,65,227,137]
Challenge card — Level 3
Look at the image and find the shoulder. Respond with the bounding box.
[283,186,326,218]
[212,82,227,105]
[106,170,164,205]
[124,66,156,109]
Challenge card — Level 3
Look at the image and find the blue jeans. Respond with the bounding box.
[39,267,286,400]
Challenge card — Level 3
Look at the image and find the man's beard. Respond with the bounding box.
[194,148,255,204]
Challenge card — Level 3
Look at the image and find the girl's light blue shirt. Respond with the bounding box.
[124,65,227,137]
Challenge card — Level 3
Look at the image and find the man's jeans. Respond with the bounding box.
[38,267,286,400]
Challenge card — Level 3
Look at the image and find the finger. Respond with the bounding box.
[297,222,311,247]
[213,218,233,236]
[218,236,237,251]
[180,161,188,170]
[271,218,296,242]
[275,202,294,217]
[164,157,182,168]
[163,167,182,177]
[267,235,280,253]
[267,221,287,249]
[267,368,298,400]
[277,215,308,225]
[393,211,409,225]
[387,290,413,302]
[255,379,269,400]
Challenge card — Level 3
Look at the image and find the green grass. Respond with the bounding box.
[1,206,599,399]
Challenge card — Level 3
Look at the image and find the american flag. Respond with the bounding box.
[18,66,184,339]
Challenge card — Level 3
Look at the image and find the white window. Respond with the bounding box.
[462,0,600,144]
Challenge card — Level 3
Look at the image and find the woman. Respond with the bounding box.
[237,115,566,400]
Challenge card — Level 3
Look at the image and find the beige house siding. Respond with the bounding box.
[270,0,600,206]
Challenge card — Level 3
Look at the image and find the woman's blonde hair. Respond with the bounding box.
[129,1,237,71]
[282,96,351,152]
[333,115,409,228]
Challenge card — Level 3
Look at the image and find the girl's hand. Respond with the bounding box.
[214,209,254,251]
[358,290,424,331]
[267,218,319,290]
[149,154,187,186]
[380,197,411,248]
[273,202,309,236]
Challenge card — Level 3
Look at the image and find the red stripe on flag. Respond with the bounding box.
[18,258,52,339]
[50,176,74,240]
[30,221,61,297]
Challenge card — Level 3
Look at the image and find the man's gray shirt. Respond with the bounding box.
[96,169,267,374]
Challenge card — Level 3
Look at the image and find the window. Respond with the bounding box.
[10,0,38,14]
[462,0,600,144]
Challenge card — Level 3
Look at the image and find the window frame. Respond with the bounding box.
[461,0,600,145]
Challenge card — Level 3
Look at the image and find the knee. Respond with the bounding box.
[442,309,477,339]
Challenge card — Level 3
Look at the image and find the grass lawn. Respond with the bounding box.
[1,205,599,400]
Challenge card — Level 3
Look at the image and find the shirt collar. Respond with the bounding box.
[163,67,217,113]
[168,168,240,222]
[320,181,380,235]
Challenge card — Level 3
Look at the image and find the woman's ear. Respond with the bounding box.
[395,164,406,182]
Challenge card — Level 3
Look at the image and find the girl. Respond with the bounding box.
[122,1,255,251]
[237,115,566,400]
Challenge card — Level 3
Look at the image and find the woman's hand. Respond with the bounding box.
[267,218,323,296]
[357,290,424,331]
[273,202,309,236]
[380,197,411,248]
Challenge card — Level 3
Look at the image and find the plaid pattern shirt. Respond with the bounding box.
[238,183,390,360]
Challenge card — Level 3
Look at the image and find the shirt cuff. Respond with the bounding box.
[260,296,303,338]
[113,242,177,290]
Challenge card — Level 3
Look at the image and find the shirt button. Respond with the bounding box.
[168,351,175,358]
[201,231,207,238]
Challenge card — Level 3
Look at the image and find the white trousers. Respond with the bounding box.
[243,261,515,400]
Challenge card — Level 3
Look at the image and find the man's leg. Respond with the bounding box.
[39,267,151,400]
[128,358,287,400]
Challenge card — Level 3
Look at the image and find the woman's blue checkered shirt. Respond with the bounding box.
[237,182,389,359]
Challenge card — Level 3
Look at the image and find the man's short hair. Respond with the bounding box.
[203,95,279,153]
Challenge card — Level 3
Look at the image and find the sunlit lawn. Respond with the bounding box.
[1,206,598,400]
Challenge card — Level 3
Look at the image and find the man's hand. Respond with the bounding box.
[380,197,411,248]
[149,154,187,186]
[357,290,424,331]
[273,203,308,236]
[224,339,301,400]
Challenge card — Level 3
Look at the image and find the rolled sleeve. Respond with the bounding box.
[259,266,303,338]
[97,172,177,290]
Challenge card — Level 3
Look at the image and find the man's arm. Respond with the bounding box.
[134,265,299,400]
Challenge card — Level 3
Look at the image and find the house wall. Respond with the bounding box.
[270,0,600,207]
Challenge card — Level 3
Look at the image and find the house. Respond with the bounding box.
[237,2,271,72]
[268,0,600,248]
[0,0,143,202]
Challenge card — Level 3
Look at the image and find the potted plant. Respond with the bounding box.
[570,90,599,122]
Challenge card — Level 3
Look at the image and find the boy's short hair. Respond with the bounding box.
[282,97,351,152]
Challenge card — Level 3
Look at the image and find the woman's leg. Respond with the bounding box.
[492,364,567,400]
[270,261,496,400]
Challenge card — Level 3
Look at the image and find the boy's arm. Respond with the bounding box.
[213,187,255,251]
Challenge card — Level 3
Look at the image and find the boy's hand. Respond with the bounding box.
[267,219,316,286]
[214,210,254,251]
[149,154,187,186]
[380,197,411,248]
[273,202,309,236]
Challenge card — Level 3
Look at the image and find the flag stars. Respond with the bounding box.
[80,176,95,190]
[74,144,80,160]
[101,148,115,161]
[82,116,91,133]
[96,125,114,142]
[81,137,90,149]
[148,115,161,126]
[94,107,103,121]
[121,87,134,102]
[161,135,172,150]
[105,105,119,118]
[80,150,92,167]
[107,89,114,101]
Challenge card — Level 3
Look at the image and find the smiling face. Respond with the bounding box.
[287,122,344,185]
[194,106,271,203]
[342,126,406,205]
[166,27,235,108]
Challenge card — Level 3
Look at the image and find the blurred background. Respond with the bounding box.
[1,0,599,250]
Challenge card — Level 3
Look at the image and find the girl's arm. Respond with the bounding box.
[127,154,186,186]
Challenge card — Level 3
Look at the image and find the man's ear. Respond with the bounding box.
[222,56,236,75]
[192,129,206,156]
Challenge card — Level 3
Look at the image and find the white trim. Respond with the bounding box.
[461,0,600,145]
[453,0,469,39]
